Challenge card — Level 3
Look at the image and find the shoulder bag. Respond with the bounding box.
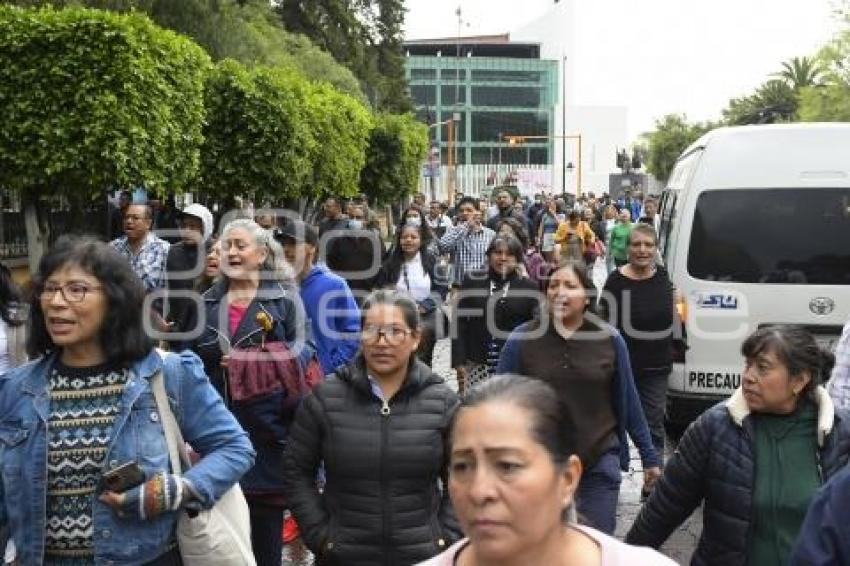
[151,368,257,566]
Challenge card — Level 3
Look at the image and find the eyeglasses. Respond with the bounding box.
[40,282,103,303]
[361,325,411,346]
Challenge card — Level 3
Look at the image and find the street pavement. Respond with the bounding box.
[283,259,702,564]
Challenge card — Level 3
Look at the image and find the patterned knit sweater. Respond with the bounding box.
[45,362,129,565]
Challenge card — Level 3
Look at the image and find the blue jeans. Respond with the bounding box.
[576,447,622,534]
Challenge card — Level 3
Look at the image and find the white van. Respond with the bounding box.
[659,124,850,428]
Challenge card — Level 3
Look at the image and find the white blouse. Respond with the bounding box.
[395,253,432,302]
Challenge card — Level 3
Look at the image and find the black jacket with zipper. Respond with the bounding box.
[451,269,540,368]
[625,386,850,566]
[282,355,462,566]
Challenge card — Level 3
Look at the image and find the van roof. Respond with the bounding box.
[680,123,850,190]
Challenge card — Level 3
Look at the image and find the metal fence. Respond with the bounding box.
[0,207,110,261]
[418,163,553,201]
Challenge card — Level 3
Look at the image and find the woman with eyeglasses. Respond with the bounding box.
[283,290,462,566]
[0,236,253,565]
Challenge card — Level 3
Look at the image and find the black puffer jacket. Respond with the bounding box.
[283,355,462,566]
[625,387,850,566]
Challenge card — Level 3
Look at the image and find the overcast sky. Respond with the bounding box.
[404,0,841,141]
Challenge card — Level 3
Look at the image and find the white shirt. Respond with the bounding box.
[395,253,432,302]
[427,214,452,230]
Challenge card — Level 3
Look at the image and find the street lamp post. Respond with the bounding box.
[561,55,567,194]
[428,118,457,202]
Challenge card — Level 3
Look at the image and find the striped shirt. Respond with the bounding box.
[438,224,495,286]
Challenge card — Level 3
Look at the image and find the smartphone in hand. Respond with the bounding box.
[99,461,145,493]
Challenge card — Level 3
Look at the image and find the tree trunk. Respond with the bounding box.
[384,204,394,240]
[23,193,49,272]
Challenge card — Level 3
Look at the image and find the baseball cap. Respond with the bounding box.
[274,219,318,246]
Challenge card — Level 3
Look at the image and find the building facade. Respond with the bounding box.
[405,37,558,168]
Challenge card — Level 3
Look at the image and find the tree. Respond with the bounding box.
[0,6,209,266]
[275,0,411,111]
[198,60,317,200]
[305,82,374,197]
[772,56,824,90]
[359,113,428,204]
[641,114,714,182]
[722,79,798,125]
[797,25,850,121]
[1,0,368,102]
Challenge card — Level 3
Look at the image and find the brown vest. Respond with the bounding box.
[517,318,618,468]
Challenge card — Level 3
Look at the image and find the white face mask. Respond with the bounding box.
[406,216,422,227]
[348,219,364,230]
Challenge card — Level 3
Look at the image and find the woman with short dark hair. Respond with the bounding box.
[1,236,254,565]
[283,290,461,566]
[626,325,850,566]
[496,216,548,288]
[452,235,540,394]
[600,224,674,466]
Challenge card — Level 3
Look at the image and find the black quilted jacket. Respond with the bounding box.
[625,388,850,566]
[282,355,462,566]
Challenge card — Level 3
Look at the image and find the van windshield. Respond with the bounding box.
[688,188,850,284]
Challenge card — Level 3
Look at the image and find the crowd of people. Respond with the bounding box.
[0,184,848,565]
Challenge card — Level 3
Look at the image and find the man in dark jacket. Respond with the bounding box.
[318,196,348,237]
[164,203,214,349]
[485,185,529,233]
[324,204,385,304]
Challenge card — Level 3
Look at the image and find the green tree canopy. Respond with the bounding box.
[305,82,374,197]
[772,56,824,90]
[275,0,411,112]
[0,5,210,195]
[198,60,317,200]
[722,79,798,125]
[360,113,428,204]
[641,114,714,182]
[797,18,850,121]
[1,0,368,102]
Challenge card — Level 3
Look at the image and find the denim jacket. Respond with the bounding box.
[0,349,255,565]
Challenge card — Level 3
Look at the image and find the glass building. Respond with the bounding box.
[404,36,559,166]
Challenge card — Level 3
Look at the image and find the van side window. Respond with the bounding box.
[688,188,850,284]
[659,192,678,263]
